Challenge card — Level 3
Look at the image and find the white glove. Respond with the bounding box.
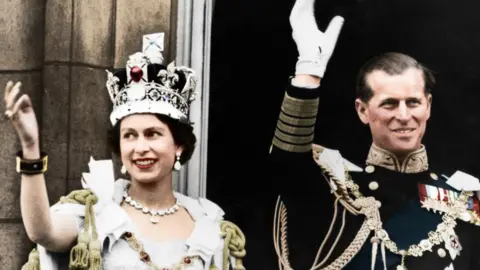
[290,0,345,78]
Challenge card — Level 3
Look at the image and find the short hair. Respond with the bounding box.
[107,114,196,165]
[356,52,436,102]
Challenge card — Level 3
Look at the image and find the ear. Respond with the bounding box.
[175,145,184,157]
[355,98,370,124]
[426,93,432,120]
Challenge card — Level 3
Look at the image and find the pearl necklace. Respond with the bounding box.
[122,189,182,224]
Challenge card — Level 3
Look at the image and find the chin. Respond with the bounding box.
[389,142,421,155]
[134,177,158,183]
[129,172,160,183]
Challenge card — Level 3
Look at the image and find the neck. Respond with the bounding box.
[128,173,176,209]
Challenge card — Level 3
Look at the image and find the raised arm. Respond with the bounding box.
[271,0,344,156]
[4,81,78,252]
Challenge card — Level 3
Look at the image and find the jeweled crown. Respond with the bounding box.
[106,33,197,126]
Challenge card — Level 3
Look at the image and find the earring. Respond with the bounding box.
[174,153,182,171]
[121,165,127,175]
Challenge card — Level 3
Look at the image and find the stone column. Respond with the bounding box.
[43,0,116,195]
[0,0,46,267]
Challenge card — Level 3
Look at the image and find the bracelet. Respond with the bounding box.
[16,151,48,175]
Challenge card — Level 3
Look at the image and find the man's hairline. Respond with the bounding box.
[361,67,430,104]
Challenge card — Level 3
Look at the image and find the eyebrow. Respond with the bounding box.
[120,126,166,132]
[378,98,399,106]
[379,97,422,106]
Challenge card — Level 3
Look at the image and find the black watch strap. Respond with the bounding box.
[16,151,48,175]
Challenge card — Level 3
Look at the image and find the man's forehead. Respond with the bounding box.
[367,68,425,97]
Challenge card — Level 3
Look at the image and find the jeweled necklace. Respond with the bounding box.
[123,188,182,224]
[123,231,200,270]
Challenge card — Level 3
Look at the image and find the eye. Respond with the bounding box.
[379,99,398,109]
[122,132,136,139]
[146,131,162,138]
[407,99,421,106]
[382,102,397,109]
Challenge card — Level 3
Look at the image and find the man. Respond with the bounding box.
[235,0,480,269]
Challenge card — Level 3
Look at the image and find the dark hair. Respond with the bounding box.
[356,52,436,102]
[107,114,197,165]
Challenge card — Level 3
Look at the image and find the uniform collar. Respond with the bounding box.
[366,144,429,173]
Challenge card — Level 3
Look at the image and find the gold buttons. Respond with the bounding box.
[369,181,379,191]
[365,165,375,174]
[437,248,446,258]
[430,172,439,180]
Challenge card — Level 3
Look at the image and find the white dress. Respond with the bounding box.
[103,238,188,269]
[34,159,241,270]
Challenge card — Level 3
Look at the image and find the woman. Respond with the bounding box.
[4,33,246,270]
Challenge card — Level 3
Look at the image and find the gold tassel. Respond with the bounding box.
[18,189,102,270]
[70,231,90,269]
[209,264,218,270]
[233,260,246,270]
[21,248,40,270]
[88,239,102,270]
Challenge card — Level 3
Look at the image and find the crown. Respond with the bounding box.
[106,33,197,126]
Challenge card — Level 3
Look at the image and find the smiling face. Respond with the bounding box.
[355,68,432,157]
[119,114,182,183]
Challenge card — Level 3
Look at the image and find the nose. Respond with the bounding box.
[395,102,411,122]
[134,137,150,153]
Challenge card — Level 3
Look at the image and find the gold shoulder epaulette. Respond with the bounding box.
[59,188,97,205]
[219,220,246,270]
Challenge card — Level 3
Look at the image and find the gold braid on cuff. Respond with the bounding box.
[272,93,318,153]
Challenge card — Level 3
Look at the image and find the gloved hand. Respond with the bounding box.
[290,0,345,78]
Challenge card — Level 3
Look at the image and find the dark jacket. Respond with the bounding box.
[235,82,480,270]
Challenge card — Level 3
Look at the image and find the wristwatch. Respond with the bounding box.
[16,151,48,175]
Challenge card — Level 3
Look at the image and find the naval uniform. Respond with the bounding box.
[235,81,480,270]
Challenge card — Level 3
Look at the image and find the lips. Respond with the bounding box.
[392,128,416,137]
[133,158,156,169]
[392,128,415,134]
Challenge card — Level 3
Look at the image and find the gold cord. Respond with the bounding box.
[273,195,371,270]
[313,208,347,269]
[311,197,340,268]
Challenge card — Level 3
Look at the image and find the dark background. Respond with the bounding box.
[207,0,480,207]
